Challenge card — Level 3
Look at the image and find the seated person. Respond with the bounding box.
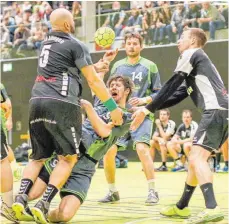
[150,109,176,171]
[167,109,198,172]
[198,2,225,40]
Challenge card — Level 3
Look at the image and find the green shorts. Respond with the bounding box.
[38,155,96,204]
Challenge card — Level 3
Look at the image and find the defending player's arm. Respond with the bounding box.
[81,99,113,138]
[73,44,123,125]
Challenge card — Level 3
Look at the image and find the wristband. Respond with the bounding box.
[103,98,118,112]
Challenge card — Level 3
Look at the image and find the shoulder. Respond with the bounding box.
[69,35,89,52]
[177,123,185,130]
[113,58,127,68]
[140,57,158,72]
[0,83,5,90]
[168,120,176,127]
[191,120,198,127]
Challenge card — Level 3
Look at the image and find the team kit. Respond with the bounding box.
[0,7,228,224]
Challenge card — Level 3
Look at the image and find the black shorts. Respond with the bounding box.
[1,127,8,160]
[29,98,82,160]
[193,110,228,152]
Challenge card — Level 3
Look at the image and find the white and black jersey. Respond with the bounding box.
[31,31,93,106]
[155,120,176,138]
[146,48,228,112]
[176,121,198,140]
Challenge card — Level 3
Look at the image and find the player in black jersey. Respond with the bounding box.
[14,76,134,223]
[12,8,123,222]
[131,28,228,223]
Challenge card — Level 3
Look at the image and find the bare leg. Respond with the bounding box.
[48,195,80,223]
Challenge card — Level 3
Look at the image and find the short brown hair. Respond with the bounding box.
[159,108,170,116]
[107,75,135,101]
[124,32,143,46]
[186,28,207,47]
[182,109,192,117]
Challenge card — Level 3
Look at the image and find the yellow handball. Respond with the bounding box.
[94,27,115,48]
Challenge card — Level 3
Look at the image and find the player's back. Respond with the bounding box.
[32,31,92,106]
[183,48,228,111]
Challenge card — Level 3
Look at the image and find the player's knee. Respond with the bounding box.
[136,143,149,156]
[58,207,75,222]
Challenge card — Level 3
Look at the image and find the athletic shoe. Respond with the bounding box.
[222,165,228,172]
[31,200,50,224]
[145,189,159,205]
[156,165,168,172]
[12,194,30,220]
[160,205,191,219]
[171,165,185,172]
[0,202,19,223]
[184,206,224,224]
[215,164,221,173]
[98,191,120,204]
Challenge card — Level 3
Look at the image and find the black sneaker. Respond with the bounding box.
[156,165,168,172]
[145,189,159,206]
[31,200,50,224]
[1,202,19,223]
[12,194,29,221]
[98,191,120,204]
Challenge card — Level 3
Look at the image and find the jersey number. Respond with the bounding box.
[131,72,143,82]
[39,45,51,68]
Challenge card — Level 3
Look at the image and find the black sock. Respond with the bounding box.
[175,158,180,161]
[225,161,228,167]
[162,162,166,166]
[42,184,58,203]
[200,183,217,209]
[176,183,196,209]
[216,153,221,165]
[18,179,33,195]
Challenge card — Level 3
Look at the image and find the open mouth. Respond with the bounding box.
[111,92,118,97]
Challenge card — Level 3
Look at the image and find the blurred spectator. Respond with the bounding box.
[14,7,23,25]
[0,24,12,59]
[171,3,188,39]
[22,1,32,12]
[13,22,31,48]
[125,5,143,34]
[27,22,45,50]
[23,9,32,28]
[198,2,225,40]
[155,2,173,44]
[184,2,201,28]
[218,4,228,28]
[3,16,16,42]
[43,5,52,29]
[72,1,81,18]
[102,1,126,37]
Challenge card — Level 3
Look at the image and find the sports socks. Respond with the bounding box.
[176,183,196,209]
[148,179,155,191]
[108,183,118,193]
[162,162,166,166]
[200,183,217,209]
[18,178,33,195]
[42,184,58,203]
[175,158,183,166]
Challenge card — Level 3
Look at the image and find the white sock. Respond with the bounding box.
[176,159,183,166]
[2,190,13,207]
[148,179,155,191]
[108,183,117,192]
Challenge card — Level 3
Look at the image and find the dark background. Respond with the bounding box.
[1,41,228,160]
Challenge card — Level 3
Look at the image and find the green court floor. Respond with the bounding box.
[1,162,228,223]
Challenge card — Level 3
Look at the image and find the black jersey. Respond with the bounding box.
[176,121,198,140]
[31,31,93,106]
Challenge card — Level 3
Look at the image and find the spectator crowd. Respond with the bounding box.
[0,1,228,59]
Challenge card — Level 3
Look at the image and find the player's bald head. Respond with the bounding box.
[50,8,75,34]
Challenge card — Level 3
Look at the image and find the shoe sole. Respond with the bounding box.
[204,214,224,223]
[0,211,19,223]
[98,200,120,204]
[145,201,159,206]
[31,207,48,224]
[12,203,26,221]
[160,212,190,219]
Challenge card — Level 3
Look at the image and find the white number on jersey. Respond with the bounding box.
[39,45,51,68]
[131,72,143,82]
